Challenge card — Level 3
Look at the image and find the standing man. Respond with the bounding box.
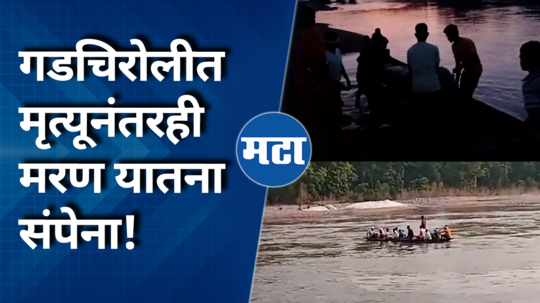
[324,31,352,107]
[407,23,442,102]
[407,23,442,143]
[444,24,483,99]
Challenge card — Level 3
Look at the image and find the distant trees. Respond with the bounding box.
[267,162,540,204]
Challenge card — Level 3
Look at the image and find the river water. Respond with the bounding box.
[317,0,540,120]
[251,200,540,302]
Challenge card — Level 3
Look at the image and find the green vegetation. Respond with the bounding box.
[267,162,540,204]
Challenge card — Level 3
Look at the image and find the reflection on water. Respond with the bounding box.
[251,201,540,303]
[318,0,540,120]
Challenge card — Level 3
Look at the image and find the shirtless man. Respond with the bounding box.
[444,24,483,99]
[420,215,427,229]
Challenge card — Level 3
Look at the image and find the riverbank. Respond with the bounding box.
[263,193,540,223]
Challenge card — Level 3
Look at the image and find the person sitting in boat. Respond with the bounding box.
[366,227,377,238]
[442,225,452,239]
[393,227,399,238]
[398,229,406,239]
[420,215,427,229]
[432,228,440,240]
[426,229,432,241]
[407,225,414,240]
[378,227,387,239]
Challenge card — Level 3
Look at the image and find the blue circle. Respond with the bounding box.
[236,112,312,187]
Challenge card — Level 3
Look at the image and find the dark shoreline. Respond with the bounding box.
[315,23,365,54]
[302,0,367,53]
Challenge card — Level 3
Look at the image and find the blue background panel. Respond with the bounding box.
[0,0,296,302]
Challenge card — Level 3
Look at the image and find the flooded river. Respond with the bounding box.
[252,200,540,302]
[317,0,540,120]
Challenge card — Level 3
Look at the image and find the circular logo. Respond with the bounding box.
[236,112,311,187]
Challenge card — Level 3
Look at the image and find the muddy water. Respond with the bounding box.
[251,200,540,302]
[317,0,540,120]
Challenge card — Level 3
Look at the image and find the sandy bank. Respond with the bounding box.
[343,200,408,209]
[263,194,540,223]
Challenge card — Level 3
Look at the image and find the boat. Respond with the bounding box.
[365,237,452,243]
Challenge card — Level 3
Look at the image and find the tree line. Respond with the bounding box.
[267,162,540,204]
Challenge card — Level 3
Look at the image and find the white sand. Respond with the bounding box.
[343,200,409,210]
[325,204,338,210]
[305,206,331,212]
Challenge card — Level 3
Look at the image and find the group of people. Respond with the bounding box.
[407,23,483,104]
[406,22,540,142]
[284,1,540,154]
[368,21,540,137]
[366,216,452,241]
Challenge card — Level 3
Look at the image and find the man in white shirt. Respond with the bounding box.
[366,227,375,238]
[407,23,443,148]
[426,229,432,241]
[407,23,441,95]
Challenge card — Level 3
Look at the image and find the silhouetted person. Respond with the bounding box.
[407,23,442,153]
[371,28,388,52]
[355,32,389,129]
[356,35,372,109]
[420,215,427,229]
[520,41,540,139]
[444,24,483,100]
[324,31,351,107]
[371,28,390,72]
[407,23,442,114]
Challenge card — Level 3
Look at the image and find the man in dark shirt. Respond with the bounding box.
[420,216,427,229]
[432,229,440,240]
[407,225,415,240]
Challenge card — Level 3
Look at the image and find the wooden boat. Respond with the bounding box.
[365,237,452,243]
